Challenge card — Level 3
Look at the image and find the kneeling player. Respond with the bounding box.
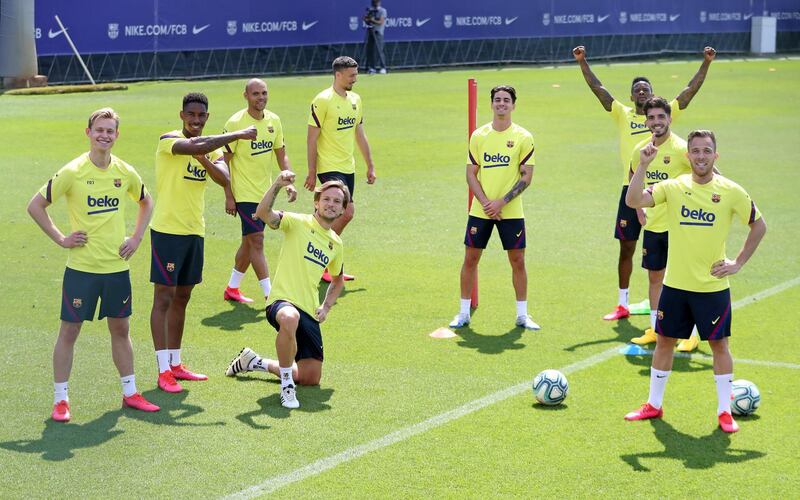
[623,130,766,432]
[226,172,347,409]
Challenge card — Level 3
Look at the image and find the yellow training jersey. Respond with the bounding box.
[652,174,761,292]
[468,122,535,220]
[630,131,691,233]
[150,130,224,237]
[611,98,682,186]
[39,152,147,274]
[307,87,363,175]
[223,108,285,203]
[268,212,344,317]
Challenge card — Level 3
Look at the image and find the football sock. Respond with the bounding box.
[156,350,171,373]
[168,349,181,366]
[516,301,527,318]
[54,381,69,404]
[650,310,658,330]
[647,368,670,409]
[691,326,699,339]
[121,374,137,397]
[259,278,271,298]
[715,373,733,415]
[228,268,245,289]
[459,298,471,317]
[279,367,294,388]
[619,288,629,308]
[249,356,271,372]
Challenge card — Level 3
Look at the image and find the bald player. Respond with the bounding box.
[222,78,297,304]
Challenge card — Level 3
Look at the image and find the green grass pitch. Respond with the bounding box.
[1,56,799,498]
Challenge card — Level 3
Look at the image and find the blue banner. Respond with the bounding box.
[34,0,800,56]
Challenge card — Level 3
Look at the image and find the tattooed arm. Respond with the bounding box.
[256,170,296,229]
[484,164,534,219]
[573,45,615,112]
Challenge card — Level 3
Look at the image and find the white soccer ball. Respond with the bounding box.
[532,369,569,405]
[730,379,761,416]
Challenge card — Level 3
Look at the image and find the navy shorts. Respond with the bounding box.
[266,300,324,362]
[655,285,732,341]
[150,229,204,286]
[464,215,526,250]
[236,201,265,236]
[642,230,668,271]
[614,185,642,241]
[318,171,355,201]
[61,268,132,322]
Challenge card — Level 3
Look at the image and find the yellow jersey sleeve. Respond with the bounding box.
[40,162,77,203]
[223,117,239,154]
[732,185,761,225]
[308,94,327,128]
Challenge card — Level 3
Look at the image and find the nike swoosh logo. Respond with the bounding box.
[597,14,610,23]
[302,20,319,31]
[48,28,66,39]
[744,13,753,20]
[505,16,519,25]
[656,375,667,378]
[712,316,720,325]
[415,18,430,27]
[516,231,523,237]
[192,24,210,35]
[123,296,130,304]
[669,14,681,22]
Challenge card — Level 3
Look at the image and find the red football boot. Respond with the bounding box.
[718,411,740,433]
[52,400,71,422]
[122,393,160,412]
[603,305,630,321]
[224,287,254,303]
[624,403,663,421]
[170,364,208,381]
[157,370,183,393]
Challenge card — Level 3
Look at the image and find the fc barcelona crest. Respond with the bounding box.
[470,226,478,235]
[73,298,83,309]
[712,193,721,203]
[352,103,357,110]
[619,219,628,228]
[114,178,122,188]
[657,310,664,320]
[507,140,515,148]
[166,262,175,272]
[328,242,334,250]
[267,126,274,134]
[663,155,671,164]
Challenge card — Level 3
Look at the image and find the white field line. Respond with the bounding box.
[223,277,800,499]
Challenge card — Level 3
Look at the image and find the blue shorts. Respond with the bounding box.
[614,185,642,241]
[642,230,668,271]
[464,215,526,250]
[318,171,355,201]
[236,201,265,236]
[266,300,324,362]
[150,229,204,286]
[656,285,732,340]
[61,268,132,322]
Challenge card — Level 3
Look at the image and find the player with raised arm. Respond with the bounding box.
[448,85,540,331]
[624,130,766,433]
[27,108,159,421]
[222,78,297,304]
[305,56,376,282]
[225,171,347,409]
[573,45,715,323]
[150,92,257,393]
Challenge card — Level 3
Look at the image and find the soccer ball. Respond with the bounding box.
[730,379,761,416]
[532,369,569,405]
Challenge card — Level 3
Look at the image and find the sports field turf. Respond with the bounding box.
[1,56,798,498]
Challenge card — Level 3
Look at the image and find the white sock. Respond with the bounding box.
[168,348,181,366]
[54,381,69,404]
[619,288,629,308]
[516,300,527,318]
[650,310,658,330]
[121,374,137,397]
[249,356,271,372]
[647,368,671,409]
[279,366,294,387]
[228,268,245,289]
[156,350,171,372]
[691,326,699,339]
[715,373,733,415]
[459,298,471,317]
[259,278,271,298]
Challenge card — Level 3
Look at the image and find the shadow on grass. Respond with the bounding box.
[236,387,335,429]
[201,301,265,332]
[318,284,367,305]
[456,325,526,354]
[531,403,569,412]
[620,418,766,472]
[623,349,713,377]
[0,410,123,461]
[563,318,641,352]
[123,389,225,427]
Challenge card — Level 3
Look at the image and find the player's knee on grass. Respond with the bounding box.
[463,247,482,267]
[245,232,264,252]
[341,202,355,223]
[296,359,322,385]
[172,285,194,307]
[277,306,301,330]
[106,317,130,338]
[58,321,82,344]
[619,239,636,259]
[507,249,526,269]
[648,269,665,285]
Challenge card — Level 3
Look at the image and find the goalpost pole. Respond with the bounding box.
[54,15,96,85]
[467,78,478,308]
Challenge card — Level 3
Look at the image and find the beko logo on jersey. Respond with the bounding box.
[630,122,647,130]
[305,241,330,268]
[251,140,274,156]
[646,170,668,182]
[183,163,207,182]
[337,117,356,130]
[87,195,120,214]
[680,205,716,226]
[483,152,510,168]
